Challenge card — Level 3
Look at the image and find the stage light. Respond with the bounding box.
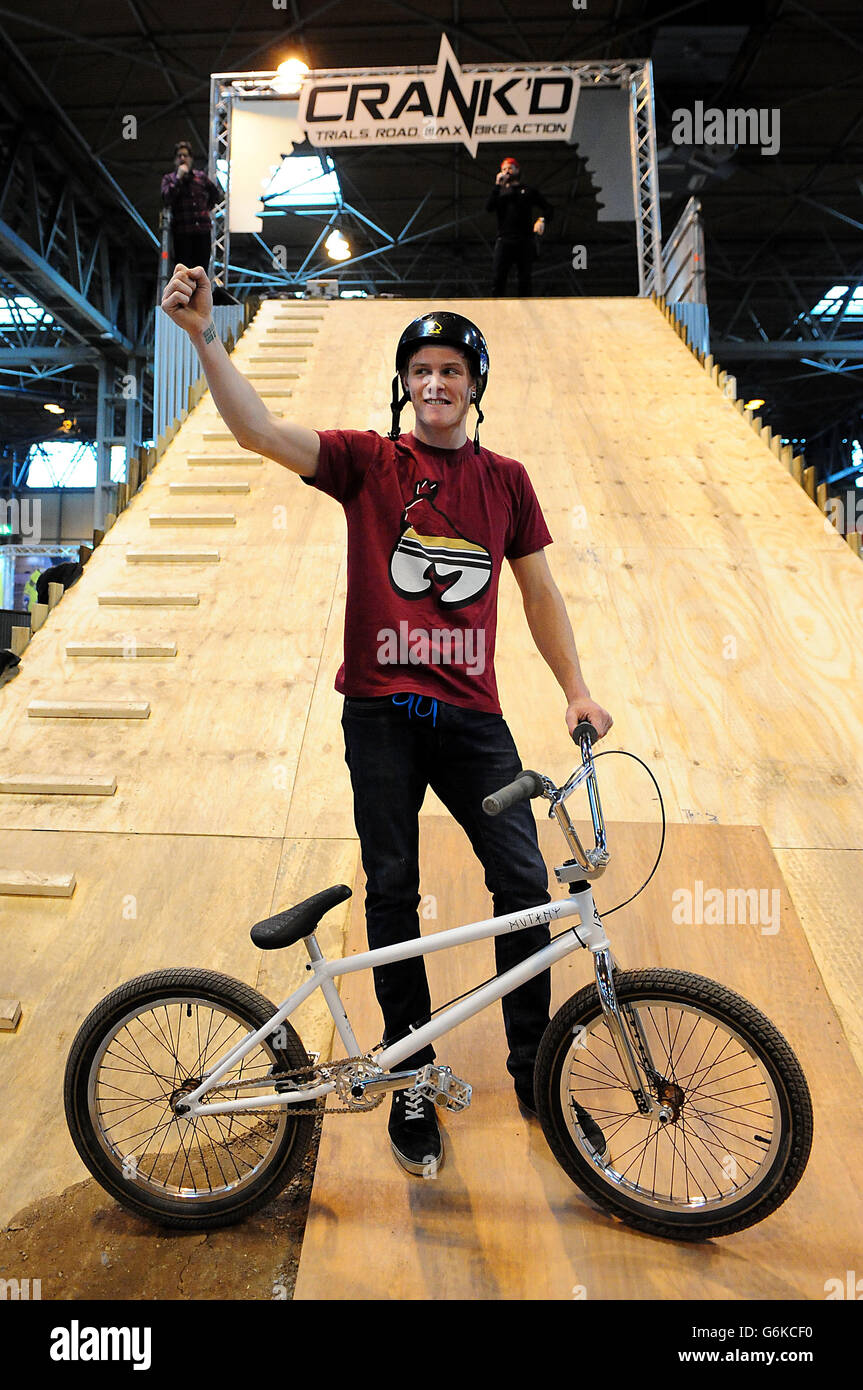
[744,398,765,410]
[325,230,351,261]
[43,403,64,414]
[274,58,310,96]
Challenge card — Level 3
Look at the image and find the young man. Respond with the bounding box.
[486,156,553,297]
[160,265,613,1177]
[160,142,220,279]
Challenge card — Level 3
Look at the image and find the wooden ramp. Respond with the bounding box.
[0,298,356,1225]
[295,819,863,1301]
[0,296,861,1292]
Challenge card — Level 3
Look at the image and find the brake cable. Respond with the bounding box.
[390,746,667,1030]
[588,747,666,917]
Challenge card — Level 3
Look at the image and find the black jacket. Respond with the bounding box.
[486,181,554,241]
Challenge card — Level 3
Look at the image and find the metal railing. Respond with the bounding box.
[661,196,708,355]
[153,301,247,442]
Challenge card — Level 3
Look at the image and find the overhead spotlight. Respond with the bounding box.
[43,403,64,414]
[274,57,310,96]
[744,398,765,410]
[325,230,351,261]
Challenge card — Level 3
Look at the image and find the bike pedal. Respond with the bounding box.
[413,1064,472,1112]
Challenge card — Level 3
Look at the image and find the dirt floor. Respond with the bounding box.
[0,1119,321,1301]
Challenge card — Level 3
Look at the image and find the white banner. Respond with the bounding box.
[297,36,579,159]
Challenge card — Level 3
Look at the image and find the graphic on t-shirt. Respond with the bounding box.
[389,479,492,610]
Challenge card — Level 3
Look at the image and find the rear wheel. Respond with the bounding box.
[64,968,317,1229]
[534,968,812,1240]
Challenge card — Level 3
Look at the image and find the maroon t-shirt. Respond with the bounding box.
[301,429,552,714]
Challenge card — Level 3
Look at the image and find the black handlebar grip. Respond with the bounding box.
[482,769,543,817]
[572,720,598,746]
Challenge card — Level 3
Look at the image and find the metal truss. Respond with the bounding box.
[628,61,663,297]
[208,72,233,291]
[224,200,489,296]
[208,58,662,297]
[0,27,155,349]
[4,0,863,501]
[0,24,157,516]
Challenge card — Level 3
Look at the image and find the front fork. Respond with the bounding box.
[548,772,668,1122]
[568,884,674,1124]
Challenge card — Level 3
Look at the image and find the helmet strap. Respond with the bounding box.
[472,379,486,453]
[388,373,410,441]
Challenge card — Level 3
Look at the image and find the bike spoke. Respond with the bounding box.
[89,996,292,1200]
[559,997,780,1213]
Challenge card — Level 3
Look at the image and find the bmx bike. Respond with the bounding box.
[64,723,812,1240]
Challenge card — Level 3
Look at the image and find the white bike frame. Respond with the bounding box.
[176,888,609,1118]
[177,734,668,1124]
[176,884,664,1122]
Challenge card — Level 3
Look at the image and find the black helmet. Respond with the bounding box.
[389,311,490,452]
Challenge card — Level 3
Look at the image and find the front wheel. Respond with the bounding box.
[64,968,318,1230]
[534,968,812,1240]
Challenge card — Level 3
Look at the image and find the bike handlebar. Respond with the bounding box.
[572,719,598,747]
[481,769,544,817]
[481,720,608,874]
[482,722,599,817]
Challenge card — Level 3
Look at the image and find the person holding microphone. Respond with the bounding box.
[486,156,554,297]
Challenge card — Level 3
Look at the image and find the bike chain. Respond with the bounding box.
[199,1057,381,1115]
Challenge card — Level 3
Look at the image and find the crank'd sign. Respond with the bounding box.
[297,35,579,158]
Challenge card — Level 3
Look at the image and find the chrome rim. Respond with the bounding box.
[558,1000,782,1215]
[87,996,290,1202]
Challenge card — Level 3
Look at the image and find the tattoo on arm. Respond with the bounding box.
[202,323,217,344]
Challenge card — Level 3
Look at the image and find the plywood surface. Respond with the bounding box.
[0,828,357,1227]
[295,818,861,1301]
[1,295,861,1257]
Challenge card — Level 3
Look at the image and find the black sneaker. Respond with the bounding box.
[388,1086,443,1176]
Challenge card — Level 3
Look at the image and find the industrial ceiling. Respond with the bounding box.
[2,0,862,486]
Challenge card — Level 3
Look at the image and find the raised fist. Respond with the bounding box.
[160,263,213,336]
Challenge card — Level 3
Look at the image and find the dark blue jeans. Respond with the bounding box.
[492,237,536,296]
[340,694,551,1089]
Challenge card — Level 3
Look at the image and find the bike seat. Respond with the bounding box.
[250,884,352,950]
